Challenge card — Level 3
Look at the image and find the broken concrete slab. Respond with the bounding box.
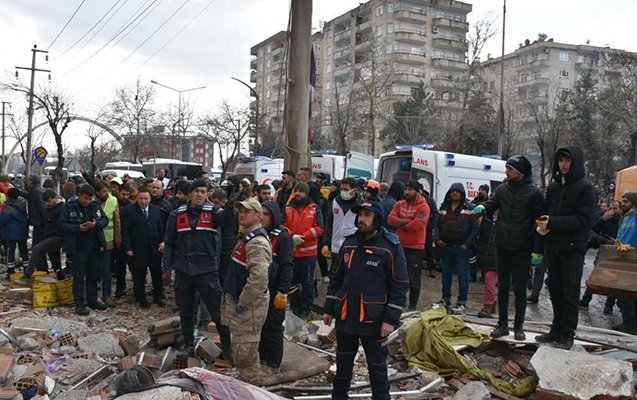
[116,385,184,399]
[19,337,40,352]
[11,317,89,336]
[531,345,634,399]
[77,333,125,358]
[0,354,15,385]
[453,381,490,400]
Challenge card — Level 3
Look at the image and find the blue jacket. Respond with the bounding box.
[162,203,233,277]
[618,211,637,248]
[122,203,164,262]
[0,199,29,241]
[324,226,408,337]
[58,200,108,252]
[433,182,479,248]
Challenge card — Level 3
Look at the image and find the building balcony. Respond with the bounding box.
[430,77,455,88]
[515,77,549,87]
[576,59,599,69]
[394,9,427,23]
[432,37,467,52]
[333,46,350,60]
[250,58,257,70]
[432,17,468,32]
[333,26,352,40]
[394,72,425,84]
[431,57,467,70]
[250,71,257,83]
[432,0,472,13]
[394,52,426,65]
[514,56,550,69]
[394,31,426,44]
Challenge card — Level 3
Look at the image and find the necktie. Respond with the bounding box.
[143,208,148,220]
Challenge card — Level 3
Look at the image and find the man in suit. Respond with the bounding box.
[122,188,165,308]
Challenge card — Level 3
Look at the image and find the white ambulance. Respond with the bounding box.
[233,156,284,187]
[376,145,507,206]
[311,151,375,183]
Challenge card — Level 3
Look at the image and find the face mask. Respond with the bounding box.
[340,189,354,201]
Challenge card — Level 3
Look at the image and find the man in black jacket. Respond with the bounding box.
[59,184,109,315]
[18,189,65,283]
[147,179,173,226]
[20,174,47,271]
[122,188,165,308]
[259,201,293,375]
[535,146,597,349]
[475,155,544,340]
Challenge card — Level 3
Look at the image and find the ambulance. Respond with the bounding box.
[311,151,375,183]
[233,156,284,187]
[376,145,507,206]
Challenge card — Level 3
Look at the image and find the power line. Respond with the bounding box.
[69,0,130,59]
[55,0,125,59]
[109,0,163,51]
[48,0,87,50]
[140,0,217,67]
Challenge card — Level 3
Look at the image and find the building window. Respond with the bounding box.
[388,3,394,13]
[316,75,320,83]
[267,45,271,53]
[258,49,263,57]
[326,63,332,73]
[559,51,569,62]
[376,26,384,36]
[266,60,271,68]
[559,88,570,98]
[376,5,383,16]
[326,81,332,89]
[387,23,394,33]
[559,69,569,79]
[327,46,332,56]
[266,75,271,83]
[316,60,320,67]
[266,90,270,98]
[519,72,528,82]
[315,44,321,51]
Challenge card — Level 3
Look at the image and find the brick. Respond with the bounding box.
[0,387,19,399]
[187,357,201,368]
[0,354,15,385]
[137,352,155,367]
[118,355,135,371]
[15,376,37,391]
[212,358,233,369]
[172,358,188,370]
[147,316,181,336]
[536,388,581,400]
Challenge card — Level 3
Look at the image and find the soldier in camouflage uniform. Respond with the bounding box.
[222,197,272,385]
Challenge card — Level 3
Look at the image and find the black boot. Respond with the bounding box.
[535,330,561,343]
[490,324,509,338]
[177,343,195,359]
[219,330,233,363]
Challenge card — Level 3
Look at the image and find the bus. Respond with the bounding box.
[142,158,203,180]
[104,161,143,172]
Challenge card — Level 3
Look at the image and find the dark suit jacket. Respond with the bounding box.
[122,203,164,264]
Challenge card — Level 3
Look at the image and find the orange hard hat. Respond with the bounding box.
[365,179,380,190]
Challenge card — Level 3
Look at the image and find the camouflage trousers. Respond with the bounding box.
[221,292,270,385]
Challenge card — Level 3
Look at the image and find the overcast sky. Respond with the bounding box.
[0,0,636,154]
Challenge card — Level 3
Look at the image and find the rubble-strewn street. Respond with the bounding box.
[0,248,635,399]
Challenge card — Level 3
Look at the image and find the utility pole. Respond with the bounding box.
[285,0,312,172]
[1,102,12,172]
[16,45,49,177]
[497,0,506,157]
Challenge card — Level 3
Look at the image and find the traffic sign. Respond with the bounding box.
[33,146,48,166]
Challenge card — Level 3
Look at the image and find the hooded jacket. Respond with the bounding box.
[544,146,597,252]
[433,183,479,248]
[284,197,324,257]
[380,181,404,220]
[485,169,544,251]
[387,193,430,250]
[262,201,293,295]
[0,198,29,241]
[324,202,408,337]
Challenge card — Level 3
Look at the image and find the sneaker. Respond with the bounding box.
[14,276,30,287]
[553,336,574,350]
[535,330,561,343]
[526,296,539,304]
[153,298,166,307]
[514,329,526,341]
[450,304,466,315]
[432,299,450,308]
[103,296,115,308]
[490,325,509,338]
[322,276,330,283]
[177,345,195,359]
[56,269,66,281]
[88,301,108,311]
[75,306,90,316]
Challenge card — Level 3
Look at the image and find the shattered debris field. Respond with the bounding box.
[0,248,636,399]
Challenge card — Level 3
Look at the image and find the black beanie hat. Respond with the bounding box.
[506,155,532,177]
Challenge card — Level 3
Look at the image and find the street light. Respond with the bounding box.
[231,76,259,155]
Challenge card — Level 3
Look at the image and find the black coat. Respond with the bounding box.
[20,184,46,226]
[485,175,544,251]
[122,203,164,264]
[59,200,108,252]
[43,201,64,239]
[151,195,174,227]
[477,215,497,271]
[544,146,597,252]
[262,201,293,295]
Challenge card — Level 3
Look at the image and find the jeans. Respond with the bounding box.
[404,248,426,308]
[6,240,29,267]
[24,237,62,278]
[546,249,585,338]
[291,256,316,318]
[530,260,547,299]
[441,245,471,304]
[580,289,615,309]
[100,250,113,297]
[333,330,389,400]
[72,249,100,307]
[496,247,531,329]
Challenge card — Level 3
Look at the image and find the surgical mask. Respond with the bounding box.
[340,189,355,201]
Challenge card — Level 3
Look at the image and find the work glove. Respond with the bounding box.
[235,302,245,314]
[321,245,331,258]
[531,253,543,266]
[273,293,288,310]
[292,235,305,246]
[162,271,171,283]
[473,204,485,215]
[616,240,635,252]
[535,215,551,236]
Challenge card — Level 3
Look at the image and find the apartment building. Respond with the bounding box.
[249,0,472,156]
[478,35,631,151]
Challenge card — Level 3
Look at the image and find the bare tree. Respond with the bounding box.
[322,81,366,154]
[108,78,157,162]
[159,98,195,159]
[33,88,72,177]
[199,101,251,178]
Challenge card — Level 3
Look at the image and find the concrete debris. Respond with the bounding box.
[19,337,40,352]
[11,317,89,336]
[531,345,635,399]
[452,381,490,400]
[116,385,184,399]
[77,334,125,358]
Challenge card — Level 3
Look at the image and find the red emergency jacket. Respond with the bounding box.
[284,200,324,258]
[387,194,430,250]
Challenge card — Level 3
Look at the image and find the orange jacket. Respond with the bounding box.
[284,200,324,257]
[388,194,430,250]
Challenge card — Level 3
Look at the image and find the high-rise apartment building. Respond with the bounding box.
[249,0,472,156]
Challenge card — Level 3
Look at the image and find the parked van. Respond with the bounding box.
[233,156,284,187]
[376,145,507,206]
[615,165,637,199]
[311,151,375,182]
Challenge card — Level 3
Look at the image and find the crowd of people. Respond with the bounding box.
[0,145,636,397]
